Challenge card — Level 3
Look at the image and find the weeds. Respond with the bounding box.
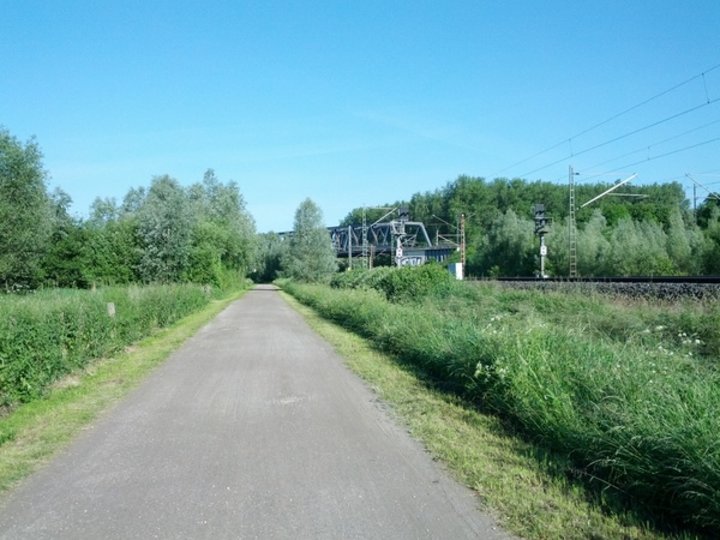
[0,284,216,407]
[283,268,720,533]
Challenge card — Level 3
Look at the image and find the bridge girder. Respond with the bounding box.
[328,221,434,256]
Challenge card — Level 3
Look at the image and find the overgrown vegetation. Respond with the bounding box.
[284,291,670,539]
[0,284,228,408]
[282,267,720,534]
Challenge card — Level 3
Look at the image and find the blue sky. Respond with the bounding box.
[2,1,720,232]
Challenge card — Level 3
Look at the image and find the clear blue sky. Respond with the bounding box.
[2,1,719,232]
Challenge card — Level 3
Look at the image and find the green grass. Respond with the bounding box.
[282,272,720,535]
[0,284,218,406]
[0,289,245,493]
[282,291,676,539]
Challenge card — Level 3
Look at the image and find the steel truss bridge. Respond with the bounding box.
[281,218,457,266]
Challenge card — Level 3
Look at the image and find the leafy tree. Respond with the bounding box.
[473,209,535,276]
[184,220,226,286]
[666,208,705,275]
[137,175,193,283]
[605,218,673,276]
[283,198,337,282]
[84,216,140,285]
[577,210,611,276]
[42,188,90,287]
[185,169,257,286]
[0,128,53,289]
[544,217,570,276]
[696,193,720,228]
[545,211,611,277]
[252,232,289,283]
[88,197,119,225]
[702,207,720,274]
[121,186,146,215]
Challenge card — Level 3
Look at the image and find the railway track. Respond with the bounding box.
[495,275,720,284]
[481,276,720,300]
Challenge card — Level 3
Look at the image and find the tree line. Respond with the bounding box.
[339,175,720,277]
[1,127,256,290]
[6,124,719,287]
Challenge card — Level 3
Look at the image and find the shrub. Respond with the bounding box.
[331,264,455,303]
[0,284,212,407]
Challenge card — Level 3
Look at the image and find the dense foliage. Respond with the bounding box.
[341,175,719,277]
[281,198,337,282]
[331,263,453,302]
[0,129,53,290]
[285,267,720,532]
[80,170,257,287]
[251,232,289,283]
[0,284,215,409]
[0,126,256,290]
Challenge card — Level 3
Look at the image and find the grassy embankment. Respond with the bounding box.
[0,283,247,491]
[281,266,720,538]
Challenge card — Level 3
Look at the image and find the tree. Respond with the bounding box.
[252,232,289,283]
[137,175,193,283]
[42,188,90,287]
[185,169,257,286]
[577,210,611,276]
[666,208,706,275]
[604,218,673,276]
[283,198,337,282]
[473,209,535,276]
[0,128,53,289]
[84,216,140,285]
[702,207,720,274]
[88,197,119,226]
[696,193,720,229]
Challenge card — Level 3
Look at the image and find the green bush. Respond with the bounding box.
[375,264,455,302]
[330,267,395,291]
[0,284,212,406]
[331,265,456,303]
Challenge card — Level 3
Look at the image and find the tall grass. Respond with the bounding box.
[0,284,214,407]
[283,270,720,532]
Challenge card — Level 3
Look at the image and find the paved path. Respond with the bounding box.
[0,285,510,539]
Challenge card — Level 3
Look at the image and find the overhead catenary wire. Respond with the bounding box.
[518,97,720,179]
[686,173,720,201]
[577,136,720,184]
[580,117,720,173]
[493,62,720,178]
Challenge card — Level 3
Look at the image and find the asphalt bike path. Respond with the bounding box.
[0,285,511,539]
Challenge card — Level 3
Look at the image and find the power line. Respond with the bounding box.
[580,117,720,173]
[493,62,720,177]
[518,97,720,178]
[577,136,720,184]
[686,174,720,201]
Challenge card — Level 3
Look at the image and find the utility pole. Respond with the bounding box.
[460,213,466,271]
[348,224,353,270]
[361,207,368,269]
[533,204,549,278]
[568,166,578,279]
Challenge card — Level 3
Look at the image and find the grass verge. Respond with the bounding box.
[281,291,688,540]
[0,289,246,493]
